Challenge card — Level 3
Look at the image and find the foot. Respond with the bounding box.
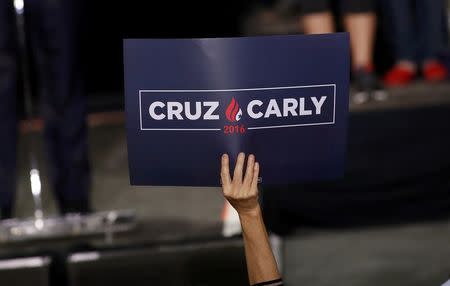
[371,76,388,102]
[353,66,387,104]
[422,60,448,82]
[384,62,417,86]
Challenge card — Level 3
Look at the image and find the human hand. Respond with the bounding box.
[220,153,260,217]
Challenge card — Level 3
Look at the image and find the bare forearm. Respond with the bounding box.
[240,205,280,285]
[220,153,282,285]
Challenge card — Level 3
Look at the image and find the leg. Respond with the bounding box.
[32,0,90,213]
[341,0,378,70]
[343,13,376,70]
[416,0,447,62]
[382,0,419,85]
[298,0,335,34]
[382,0,416,63]
[416,0,448,82]
[0,2,18,218]
[341,0,388,103]
[302,12,335,34]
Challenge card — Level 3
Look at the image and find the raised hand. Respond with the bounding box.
[220,152,260,216]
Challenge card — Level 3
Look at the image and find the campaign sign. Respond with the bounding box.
[124,33,349,186]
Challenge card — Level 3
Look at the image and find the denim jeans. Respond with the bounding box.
[382,0,448,63]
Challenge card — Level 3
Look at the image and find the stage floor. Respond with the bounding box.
[2,83,450,285]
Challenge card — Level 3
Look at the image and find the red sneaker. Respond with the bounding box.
[423,61,448,82]
[384,65,416,86]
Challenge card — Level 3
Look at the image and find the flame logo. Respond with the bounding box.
[225,97,242,122]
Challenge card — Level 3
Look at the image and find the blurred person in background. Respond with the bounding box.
[382,0,449,86]
[296,0,386,104]
[0,0,90,219]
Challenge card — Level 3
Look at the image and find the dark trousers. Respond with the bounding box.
[0,0,90,213]
[383,0,448,62]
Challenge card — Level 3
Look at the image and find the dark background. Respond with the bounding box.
[82,1,398,99]
[84,2,252,95]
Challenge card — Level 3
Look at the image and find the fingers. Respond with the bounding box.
[221,154,231,190]
[243,154,255,187]
[250,162,260,191]
[233,152,245,184]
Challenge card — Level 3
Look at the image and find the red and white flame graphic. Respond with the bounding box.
[225,97,242,122]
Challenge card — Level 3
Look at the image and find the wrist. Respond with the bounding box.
[238,204,262,220]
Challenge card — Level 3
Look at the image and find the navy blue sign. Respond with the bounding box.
[124,34,349,186]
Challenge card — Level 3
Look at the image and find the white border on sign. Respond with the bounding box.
[138,84,337,131]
